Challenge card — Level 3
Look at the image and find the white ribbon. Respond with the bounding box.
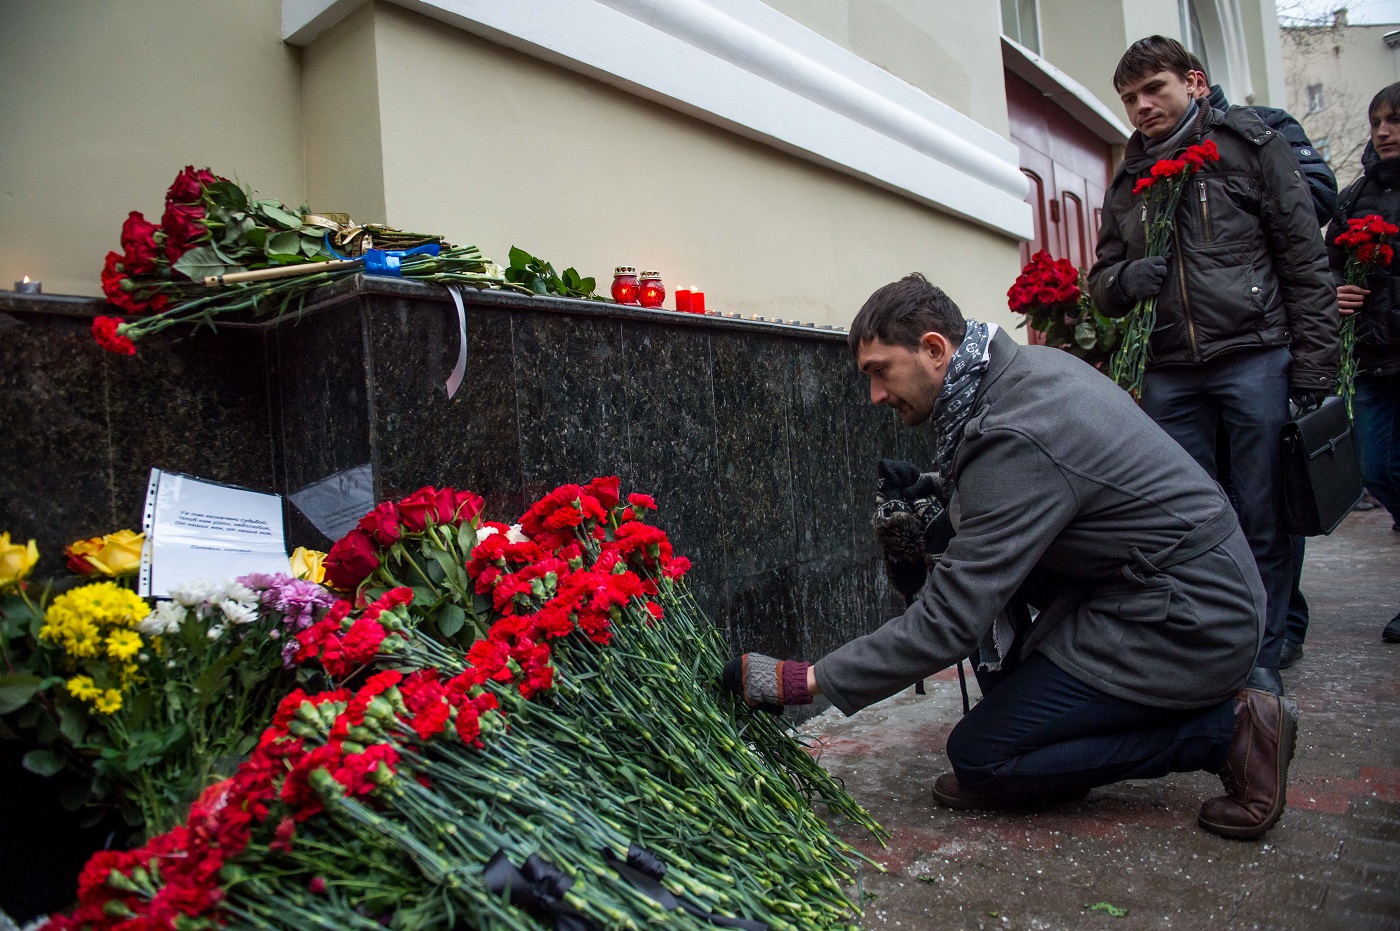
[445,285,468,399]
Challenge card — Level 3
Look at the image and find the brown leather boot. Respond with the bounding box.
[1198,689,1299,840]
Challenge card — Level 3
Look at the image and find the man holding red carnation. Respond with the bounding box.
[1087,36,1338,699]
[1327,82,1400,643]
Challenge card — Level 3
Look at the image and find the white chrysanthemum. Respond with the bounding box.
[220,599,259,626]
[137,601,187,636]
[506,524,529,544]
[169,580,216,609]
[206,624,225,640]
[475,525,500,543]
[218,580,259,607]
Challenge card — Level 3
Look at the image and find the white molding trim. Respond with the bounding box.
[1001,37,1132,145]
[284,0,1033,239]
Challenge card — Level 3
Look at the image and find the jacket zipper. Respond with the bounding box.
[1174,224,1201,361]
[1198,180,1213,243]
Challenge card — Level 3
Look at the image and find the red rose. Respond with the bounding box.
[356,502,403,546]
[323,529,380,590]
[120,211,162,275]
[585,476,621,509]
[162,201,207,264]
[92,316,136,355]
[397,486,446,533]
[166,165,221,205]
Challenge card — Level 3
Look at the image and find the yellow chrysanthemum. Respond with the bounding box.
[66,675,101,702]
[93,689,123,714]
[41,582,149,659]
[105,628,142,661]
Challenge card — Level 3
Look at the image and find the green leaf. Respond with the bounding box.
[268,230,301,256]
[205,181,247,210]
[256,201,304,230]
[173,245,241,281]
[0,673,42,714]
[22,748,65,777]
[576,276,595,295]
[245,227,268,249]
[438,604,466,638]
[508,246,533,270]
[1074,320,1098,349]
[300,235,326,258]
[56,699,87,745]
[264,252,306,265]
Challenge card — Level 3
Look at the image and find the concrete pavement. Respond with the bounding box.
[806,508,1400,930]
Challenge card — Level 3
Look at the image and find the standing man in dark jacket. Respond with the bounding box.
[1185,53,1338,670]
[1087,37,1340,696]
[722,273,1300,840]
[1327,82,1400,642]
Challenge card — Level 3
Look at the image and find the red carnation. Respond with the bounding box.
[92,316,136,356]
[1132,177,1155,195]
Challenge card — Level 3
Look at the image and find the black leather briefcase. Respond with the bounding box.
[1280,396,1364,536]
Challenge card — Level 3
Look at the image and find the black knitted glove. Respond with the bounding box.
[1116,256,1170,300]
[873,460,953,603]
[721,654,812,714]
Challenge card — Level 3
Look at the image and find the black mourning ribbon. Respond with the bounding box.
[603,844,767,930]
[483,850,597,931]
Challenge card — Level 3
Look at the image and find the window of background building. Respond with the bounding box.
[1180,0,1211,75]
[1001,0,1039,53]
[1308,83,1326,113]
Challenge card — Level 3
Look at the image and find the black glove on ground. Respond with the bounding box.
[1116,255,1170,301]
[721,654,812,714]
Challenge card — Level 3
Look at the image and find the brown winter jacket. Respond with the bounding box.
[814,331,1264,715]
[1088,104,1338,394]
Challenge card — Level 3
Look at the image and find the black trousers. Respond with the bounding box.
[946,654,1235,801]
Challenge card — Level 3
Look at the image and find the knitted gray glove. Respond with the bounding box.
[1116,256,1170,300]
[721,654,812,713]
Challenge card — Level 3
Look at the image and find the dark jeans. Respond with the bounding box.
[1142,348,1292,667]
[1285,535,1309,645]
[1354,373,1400,525]
[946,655,1234,799]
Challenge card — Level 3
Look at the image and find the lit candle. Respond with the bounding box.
[674,289,692,313]
[14,276,41,294]
[690,290,705,314]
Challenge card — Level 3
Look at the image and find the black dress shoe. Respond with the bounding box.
[1244,665,1284,695]
[1278,640,1304,669]
[1384,613,1400,643]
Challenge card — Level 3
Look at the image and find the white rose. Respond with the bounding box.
[506,524,529,544]
[475,526,499,543]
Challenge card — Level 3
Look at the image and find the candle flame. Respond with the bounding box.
[22,276,29,284]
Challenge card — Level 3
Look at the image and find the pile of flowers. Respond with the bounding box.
[1332,213,1398,412]
[91,167,508,356]
[1111,139,1222,399]
[40,480,883,931]
[1007,250,1124,368]
[1,531,337,835]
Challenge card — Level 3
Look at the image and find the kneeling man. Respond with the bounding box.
[724,273,1297,839]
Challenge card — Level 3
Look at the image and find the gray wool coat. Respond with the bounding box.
[814,330,1264,715]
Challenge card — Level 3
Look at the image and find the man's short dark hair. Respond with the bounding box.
[1369,82,1400,122]
[1184,51,1209,83]
[1113,36,1195,92]
[847,273,966,355]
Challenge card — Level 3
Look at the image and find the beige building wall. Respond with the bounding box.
[1282,21,1400,189]
[0,0,305,296]
[366,3,1022,329]
[1039,0,1139,119]
[762,0,1011,137]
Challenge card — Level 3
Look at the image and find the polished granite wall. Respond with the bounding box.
[2,281,941,663]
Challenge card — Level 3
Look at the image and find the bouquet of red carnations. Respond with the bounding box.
[1332,213,1398,413]
[1110,140,1222,399]
[40,479,883,931]
[1007,250,1123,369]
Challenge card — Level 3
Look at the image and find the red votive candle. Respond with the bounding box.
[611,266,640,304]
[675,289,692,313]
[690,290,705,314]
[638,270,665,308]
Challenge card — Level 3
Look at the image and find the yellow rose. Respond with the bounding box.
[290,547,327,584]
[0,532,39,590]
[69,530,144,577]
